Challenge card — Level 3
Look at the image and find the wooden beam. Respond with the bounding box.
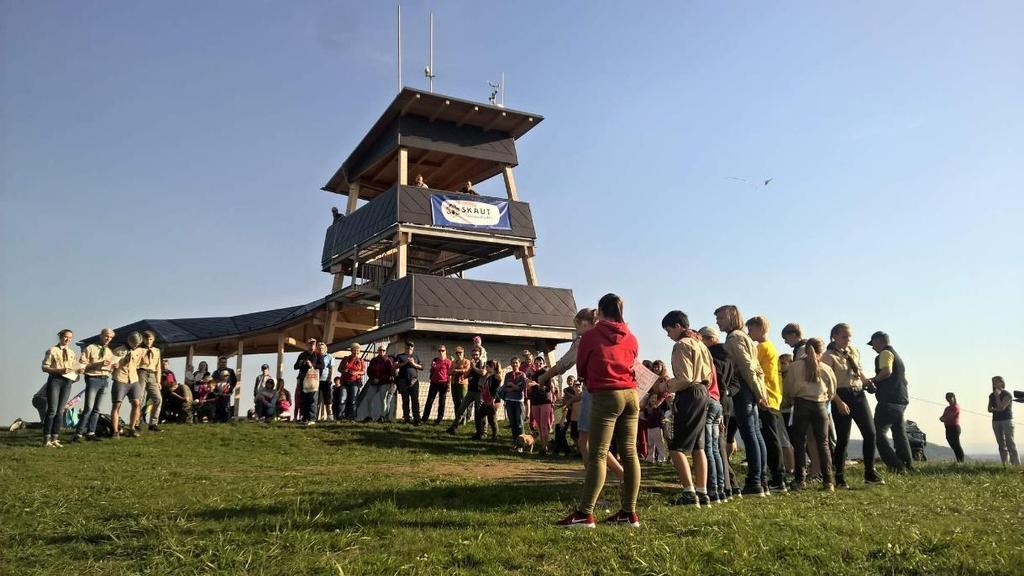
[397,147,409,186]
[323,309,338,344]
[395,231,409,279]
[511,115,534,137]
[502,165,519,201]
[276,333,285,388]
[399,93,420,116]
[482,111,507,132]
[233,340,244,419]
[455,105,478,128]
[520,247,538,286]
[346,183,361,215]
[429,99,450,122]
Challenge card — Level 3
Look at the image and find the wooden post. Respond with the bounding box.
[520,246,538,286]
[323,306,338,346]
[185,344,195,379]
[398,147,409,186]
[395,231,409,279]
[233,340,244,419]
[276,333,285,389]
[346,183,361,215]
[502,165,519,201]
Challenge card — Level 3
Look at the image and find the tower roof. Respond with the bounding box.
[323,88,543,198]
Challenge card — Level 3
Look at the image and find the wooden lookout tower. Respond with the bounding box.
[320,88,577,363]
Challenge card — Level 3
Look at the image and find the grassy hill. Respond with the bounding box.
[1,421,1021,575]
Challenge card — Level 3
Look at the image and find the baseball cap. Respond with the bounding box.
[867,331,889,345]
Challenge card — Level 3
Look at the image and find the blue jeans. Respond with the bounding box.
[506,401,524,438]
[43,375,72,439]
[342,382,359,419]
[704,399,725,493]
[77,375,109,436]
[734,385,767,488]
[301,390,319,422]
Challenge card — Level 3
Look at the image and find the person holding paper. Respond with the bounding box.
[73,328,116,442]
[40,329,80,447]
[661,311,714,507]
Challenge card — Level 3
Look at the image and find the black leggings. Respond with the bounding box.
[833,389,878,479]
[946,425,965,463]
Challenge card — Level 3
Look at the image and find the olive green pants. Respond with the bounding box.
[581,388,641,515]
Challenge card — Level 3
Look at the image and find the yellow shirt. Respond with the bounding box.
[757,340,782,410]
[136,346,161,373]
[877,350,894,372]
[665,338,714,393]
[41,345,78,375]
[81,344,114,377]
[112,346,140,384]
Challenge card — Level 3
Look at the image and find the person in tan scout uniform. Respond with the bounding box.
[40,329,81,447]
[137,330,163,433]
[111,332,144,437]
[74,328,116,442]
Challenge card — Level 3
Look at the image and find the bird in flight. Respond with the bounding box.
[726,177,774,188]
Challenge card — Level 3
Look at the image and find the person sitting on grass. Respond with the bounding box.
[276,388,293,421]
[194,375,216,423]
[162,377,193,424]
[255,379,277,422]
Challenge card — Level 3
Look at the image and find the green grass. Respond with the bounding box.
[1,422,1022,576]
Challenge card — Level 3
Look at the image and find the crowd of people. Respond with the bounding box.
[32,295,1022,527]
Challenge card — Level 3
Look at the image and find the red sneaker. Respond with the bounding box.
[556,511,596,528]
[602,510,640,528]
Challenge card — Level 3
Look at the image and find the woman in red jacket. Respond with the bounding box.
[557,293,641,528]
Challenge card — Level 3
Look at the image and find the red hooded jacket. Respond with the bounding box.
[576,321,638,392]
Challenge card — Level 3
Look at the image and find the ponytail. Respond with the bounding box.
[804,338,824,384]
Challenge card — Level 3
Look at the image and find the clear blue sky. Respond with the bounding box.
[2,1,1021,452]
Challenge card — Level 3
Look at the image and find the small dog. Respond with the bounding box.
[514,433,535,454]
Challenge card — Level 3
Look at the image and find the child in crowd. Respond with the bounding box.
[528,369,556,455]
[255,379,277,422]
[276,388,293,421]
[643,380,672,463]
[194,375,215,422]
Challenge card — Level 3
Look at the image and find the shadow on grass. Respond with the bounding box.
[189,479,582,529]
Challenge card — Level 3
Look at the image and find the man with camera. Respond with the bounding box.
[866,331,913,473]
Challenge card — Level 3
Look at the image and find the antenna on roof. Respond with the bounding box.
[487,73,506,107]
[424,12,435,92]
[396,5,402,92]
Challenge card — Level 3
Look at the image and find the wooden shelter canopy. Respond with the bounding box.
[78,299,377,358]
[323,88,544,199]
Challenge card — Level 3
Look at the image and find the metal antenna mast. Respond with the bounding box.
[424,12,435,92]
[396,5,402,92]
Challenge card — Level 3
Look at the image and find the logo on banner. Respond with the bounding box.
[440,199,502,226]
[430,193,512,231]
